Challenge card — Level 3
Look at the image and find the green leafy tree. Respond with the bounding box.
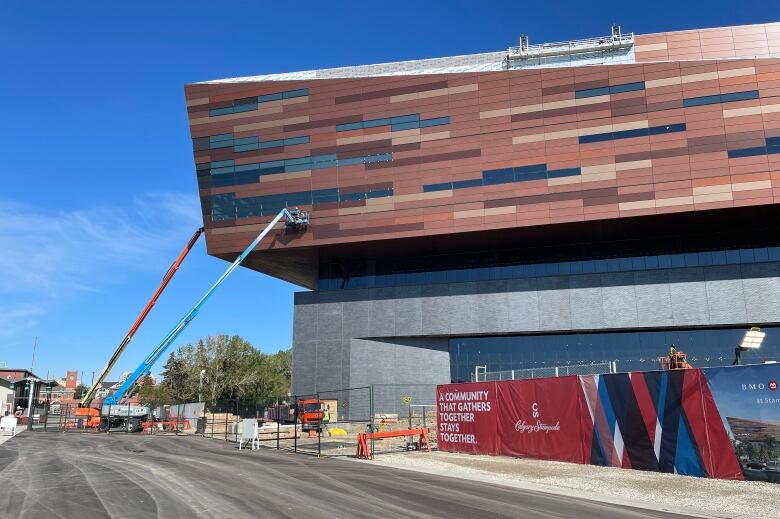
[74,384,88,399]
[161,351,194,402]
[137,375,172,408]
[157,335,291,404]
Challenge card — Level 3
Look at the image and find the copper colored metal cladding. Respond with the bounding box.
[184,22,780,288]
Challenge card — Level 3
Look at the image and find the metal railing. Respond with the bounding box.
[472,361,617,382]
[507,33,634,61]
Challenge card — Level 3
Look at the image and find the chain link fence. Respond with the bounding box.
[472,361,617,382]
[3,394,195,435]
[195,385,436,457]
[12,385,438,458]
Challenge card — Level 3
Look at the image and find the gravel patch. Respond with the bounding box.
[366,451,780,519]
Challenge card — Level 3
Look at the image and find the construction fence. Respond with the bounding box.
[12,384,438,458]
[199,384,438,457]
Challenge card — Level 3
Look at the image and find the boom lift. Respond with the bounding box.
[74,228,203,428]
[81,228,204,407]
[99,208,308,431]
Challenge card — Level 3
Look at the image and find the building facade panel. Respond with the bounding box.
[186,27,780,290]
[291,261,780,393]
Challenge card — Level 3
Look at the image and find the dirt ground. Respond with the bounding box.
[368,450,780,519]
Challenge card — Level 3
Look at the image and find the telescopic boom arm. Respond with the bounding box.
[103,208,308,405]
[80,228,204,406]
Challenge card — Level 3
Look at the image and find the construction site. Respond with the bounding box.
[3,9,780,519]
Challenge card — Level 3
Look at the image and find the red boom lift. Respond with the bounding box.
[74,228,203,427]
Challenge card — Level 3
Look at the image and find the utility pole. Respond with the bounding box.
[31,337,37,372]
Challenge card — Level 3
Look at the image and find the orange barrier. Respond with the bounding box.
[143,419,191,433]
[356,427,431,460]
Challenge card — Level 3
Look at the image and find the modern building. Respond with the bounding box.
[185,22,780,395]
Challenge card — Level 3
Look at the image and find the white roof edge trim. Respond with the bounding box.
[196,50,508,84]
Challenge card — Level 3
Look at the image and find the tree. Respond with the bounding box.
[156,335,292,404]
[137,375,172,408]
[161,351,194,402]
[74,384,88,400]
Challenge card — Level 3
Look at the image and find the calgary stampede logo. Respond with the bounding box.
[515,402,561,434]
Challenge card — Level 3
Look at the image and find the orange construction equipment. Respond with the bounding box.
[356,427,431,460]
[71,407,101,429]
[658,344,694,370]
[298,399,324,432]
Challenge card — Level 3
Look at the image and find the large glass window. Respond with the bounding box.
[208,88,309,117]
[449,327,780,382]
[318,245,780,290]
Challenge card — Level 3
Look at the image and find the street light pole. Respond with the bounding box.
[26,377,37,431]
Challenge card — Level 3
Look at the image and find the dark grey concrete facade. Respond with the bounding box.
[291,262,780,396]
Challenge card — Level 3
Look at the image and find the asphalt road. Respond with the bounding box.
[0,433,701,519]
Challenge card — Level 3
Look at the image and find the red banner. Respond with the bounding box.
[496,377,592,463]
[437,367,750,480]
[436,382,498,455]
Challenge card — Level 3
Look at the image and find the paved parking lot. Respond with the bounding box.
[0,433,702,518]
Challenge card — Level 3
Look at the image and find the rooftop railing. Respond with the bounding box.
[507,33,634,61]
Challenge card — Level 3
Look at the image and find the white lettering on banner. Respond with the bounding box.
[439,390,490,402]
[515,420,562,434]
[438,389,492,446]
[440,433,477,443]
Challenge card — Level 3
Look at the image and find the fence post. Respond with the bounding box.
[316,391,321,458]
[293,396,298,454]
[369,385,375,458]
[276,397,280,451]
[555,366,559,377]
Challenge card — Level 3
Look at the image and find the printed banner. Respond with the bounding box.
[437,363,780,481]
[497,377,590,463]
[436,382,498,455]
[703,364,780,482]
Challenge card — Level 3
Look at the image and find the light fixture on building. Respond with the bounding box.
[733,327,766,365]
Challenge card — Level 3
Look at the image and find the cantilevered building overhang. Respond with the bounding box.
[185,22,780,290]
[185,22,780,395]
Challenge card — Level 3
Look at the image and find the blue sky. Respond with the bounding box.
[0,1,774,384]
